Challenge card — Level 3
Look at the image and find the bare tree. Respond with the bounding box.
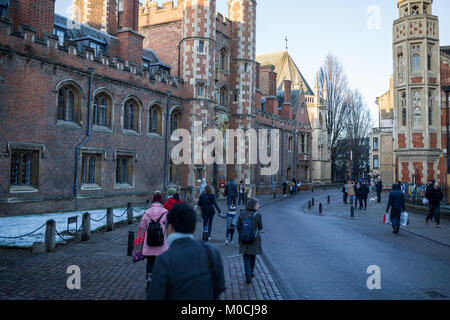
[344,89,373,179]
[318,54,349,180]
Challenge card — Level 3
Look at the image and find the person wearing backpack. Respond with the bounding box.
[139,193,169,289]
[236,198,263,284]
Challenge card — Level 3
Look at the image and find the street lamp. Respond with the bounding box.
[444,85,450,175]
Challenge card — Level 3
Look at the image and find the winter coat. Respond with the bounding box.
[360,184,370,198]
[147,238,226,300]
[225,181,238,198]
[347,182,355,196]
[139,203,169,257]
[198,193,221,218]
[386,190,405,213]
[376,181,383,192]
[425,187,443,207]
[236,210,263,256]
[164,197,184,211]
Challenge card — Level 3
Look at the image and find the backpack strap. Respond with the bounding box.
[156,212,165,223]
[201,242,218,299]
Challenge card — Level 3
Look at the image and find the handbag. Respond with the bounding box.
[132,229,146,263]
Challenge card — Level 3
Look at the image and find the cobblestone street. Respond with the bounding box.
[0,194,284,300]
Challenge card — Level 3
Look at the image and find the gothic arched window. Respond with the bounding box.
[171,109,181,134]
[220,47,229,73]
[93,94,111,128]
[149,104,162,135]
[411,45,421,72]
[402,108,407,127]
[220,87,228,107]
[58,85,81,123]
[123,99,140,132]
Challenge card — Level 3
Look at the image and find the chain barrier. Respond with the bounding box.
[0,223,47,239]
[113,209,127,219]
[55,229,68,243]
[89,213,108,223]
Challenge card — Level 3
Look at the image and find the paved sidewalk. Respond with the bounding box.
[0,194,284,300]
[304,191,450,247]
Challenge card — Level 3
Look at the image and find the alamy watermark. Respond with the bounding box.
[66,265,81,290]
[366,265,381,290]
[170,124,280,175]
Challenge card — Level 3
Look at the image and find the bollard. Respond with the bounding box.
[312,198,315,206]
[327,195,330,204]
[312,187,314,193]
[127,203,133,225]
[81,212,91,242]
[351,206,355,218]
[45,219,56,252]
[308,201,311,210]
[319,203,323,215]
[127,231,135,257]
[106,208,114,232]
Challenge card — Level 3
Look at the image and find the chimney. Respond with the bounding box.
[284,79,292,103]
[116,0,143,66]
[10,0,56,39]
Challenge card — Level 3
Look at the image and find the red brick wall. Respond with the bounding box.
[430,132,437,149]
[412,132,424,148]
[10,0,56,39]
[412,162,423,185]
[122,0,139,31]
[401,162,410,183]
[398,133,406,148]
[427,162,435,181]
[117,31,143,66]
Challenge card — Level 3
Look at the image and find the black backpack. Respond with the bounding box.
[147,213,165,247]
[239,211,258,244]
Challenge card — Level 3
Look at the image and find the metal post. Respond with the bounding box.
[312,198,314,206]
[81,212,91,242]
[127,231,135,257]
[351,206,355,218]
[327,195,330,204]
[127,203,133,225]
[163,90,171,194]
[444,87,450,204]
[319,203,322,215]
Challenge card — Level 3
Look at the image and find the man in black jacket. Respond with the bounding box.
[386,184,405,234]
[425,182,443,228]
[147,204,226,300]
[376,179,383,203]
[360,181,370,210]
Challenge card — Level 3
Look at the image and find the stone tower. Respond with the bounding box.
[179,0,217,193]
[308,72,331,183]
[393,0,441,184]
[228,0,257,185]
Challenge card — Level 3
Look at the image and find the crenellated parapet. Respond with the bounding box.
[139,0,184,27]
[0,17,183,94]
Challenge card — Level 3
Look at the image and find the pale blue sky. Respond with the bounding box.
[55,0,450,123]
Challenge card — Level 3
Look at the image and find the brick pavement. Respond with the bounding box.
[304,190,450,247]
[0,194,284,300]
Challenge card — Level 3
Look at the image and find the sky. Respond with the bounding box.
[55,0,450,125]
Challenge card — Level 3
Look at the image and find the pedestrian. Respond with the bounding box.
[360,180,369,210]
[376,179,383,203]
[236,198,263,284]
[198,185,222,241]
[238,180,245,206]
[425,182,443,228]
[224,180,238,209]
[147,203,226,300]
[386,184,405,234]
[225,205,238,246]
[342,180,348,204]
[348,180,355,205]
[243,184,249,205]
[164,188,184,211]
[199,178,207,195]
[282,180,288,198]
[139,193,169,289]
[296,179,302,194]
[355,181,362,210]
[289,181,295,198]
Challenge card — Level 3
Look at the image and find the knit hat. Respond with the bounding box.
[152,194,163,204]
[168,188,177,196]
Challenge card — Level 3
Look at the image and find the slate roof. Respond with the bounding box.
[54,14,115,44]
[256,51,314,96]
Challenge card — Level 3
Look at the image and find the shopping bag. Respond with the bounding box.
[194,205,203,222]
[132,229,145,263]
[422,198,429,205]
[382,213,391,224]
[400,211,410,227]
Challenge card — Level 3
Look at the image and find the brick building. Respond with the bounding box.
[0,0,312,216]
[370,0,450,195]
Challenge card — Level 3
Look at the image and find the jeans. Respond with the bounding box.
[146,256,156,274]
[226,228,235,241]
[390,209,402,231]
[203,215,214,237]
[361,197,367,209]
[243,254,256,282]
[427,205,441,225]
[343,193,348,204]
[377,191,381,202]
[227,196,237,209]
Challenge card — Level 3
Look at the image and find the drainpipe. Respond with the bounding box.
[74,68,95,209]
[163,90,172,193]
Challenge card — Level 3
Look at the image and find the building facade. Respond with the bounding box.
[0,0,313,216]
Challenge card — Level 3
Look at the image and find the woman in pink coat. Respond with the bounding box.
[139,193,168,287]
